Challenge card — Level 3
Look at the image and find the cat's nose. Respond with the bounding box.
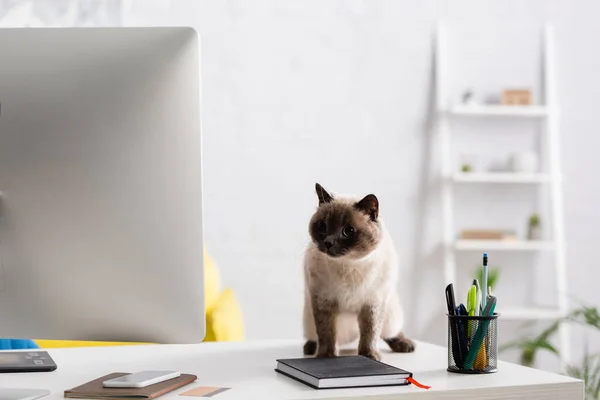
[324,239,334,249]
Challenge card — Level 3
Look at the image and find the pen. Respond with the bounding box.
[463,296,497,369]
[481,253,488,310]
[482,286,493,368]
[467,285,476,339]
[445,283,456,316]
[446,284,465,368]
[473,279,481,316]
[457,304,469,352]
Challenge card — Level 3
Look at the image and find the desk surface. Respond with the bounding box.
[0,340,583,400]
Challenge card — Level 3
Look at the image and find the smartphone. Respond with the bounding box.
[102,371,181,388]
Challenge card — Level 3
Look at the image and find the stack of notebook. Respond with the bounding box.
[64,373,197,399]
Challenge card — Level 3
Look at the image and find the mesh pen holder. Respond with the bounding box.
[447,313,499,374]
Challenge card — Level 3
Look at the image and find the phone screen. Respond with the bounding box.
[113,371,177,383]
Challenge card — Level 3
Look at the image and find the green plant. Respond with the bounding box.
[529,213,540,227]
[502,305,600,399]
[461,164,472,173]
[567,352,600,399]
[475,266,500,290]
[501,319,560,365]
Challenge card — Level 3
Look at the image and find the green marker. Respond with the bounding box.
[463,295,497,370]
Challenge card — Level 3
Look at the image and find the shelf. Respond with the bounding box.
[454,240,554,251]
[449,104,548,118]
[498,307,565,320]
[452,173,551,184]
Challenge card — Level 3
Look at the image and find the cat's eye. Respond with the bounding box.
[342,226,355,238]
[317,221,327,234]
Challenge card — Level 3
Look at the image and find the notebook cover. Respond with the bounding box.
[277,356,411,379]
[275,356,412,390]
[275,368,411,390]
[64,372,197,399]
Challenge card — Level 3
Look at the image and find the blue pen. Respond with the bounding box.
[481,253,488,310]
[456,304,469,350]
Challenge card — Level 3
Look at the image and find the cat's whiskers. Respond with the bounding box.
[297,246,318,260]
[297,248,311,258]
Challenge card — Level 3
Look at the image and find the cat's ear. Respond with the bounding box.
[315,183,333,205]
[355,194,379,221]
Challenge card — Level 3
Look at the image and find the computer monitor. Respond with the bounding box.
[0,27,204,344]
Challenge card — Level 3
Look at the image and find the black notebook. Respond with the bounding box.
[275,356,412,389]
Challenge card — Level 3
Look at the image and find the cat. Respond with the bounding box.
[302,183,415,360]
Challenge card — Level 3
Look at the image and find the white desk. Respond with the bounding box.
[0,340,583,399]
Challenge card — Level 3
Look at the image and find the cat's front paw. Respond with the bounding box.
[385,333,416,353]
[303,340,317,356]
[359,348,381,361]
[316,345,337,358]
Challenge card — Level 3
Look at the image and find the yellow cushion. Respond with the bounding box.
[34,250,242,348]
[203,289,244,342]
[203,249,221,314]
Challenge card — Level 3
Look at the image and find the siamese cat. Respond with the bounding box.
[302,183,414,360]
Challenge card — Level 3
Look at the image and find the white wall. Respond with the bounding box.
[156,0,600,350]
[5,0,600,367]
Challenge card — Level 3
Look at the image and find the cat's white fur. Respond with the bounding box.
[303,194,404,347]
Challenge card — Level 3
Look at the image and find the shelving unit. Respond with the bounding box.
[450,104,548,118]
[435,24,570,368]
[452,172,551,184]
[454,240,554,252]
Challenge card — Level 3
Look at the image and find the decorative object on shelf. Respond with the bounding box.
[527,213,541,240]
[461,89,475,105]
[484,94,501,104]
[460,229,517,241]
[459,154,477,173]
[502,89,532,105]
[509,151,539,173]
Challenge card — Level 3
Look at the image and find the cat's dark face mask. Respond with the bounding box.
[309,183,381,259]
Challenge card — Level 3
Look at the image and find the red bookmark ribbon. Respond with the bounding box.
[407,377,431,389]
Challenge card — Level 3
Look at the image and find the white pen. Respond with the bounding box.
[473,278,481,316]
